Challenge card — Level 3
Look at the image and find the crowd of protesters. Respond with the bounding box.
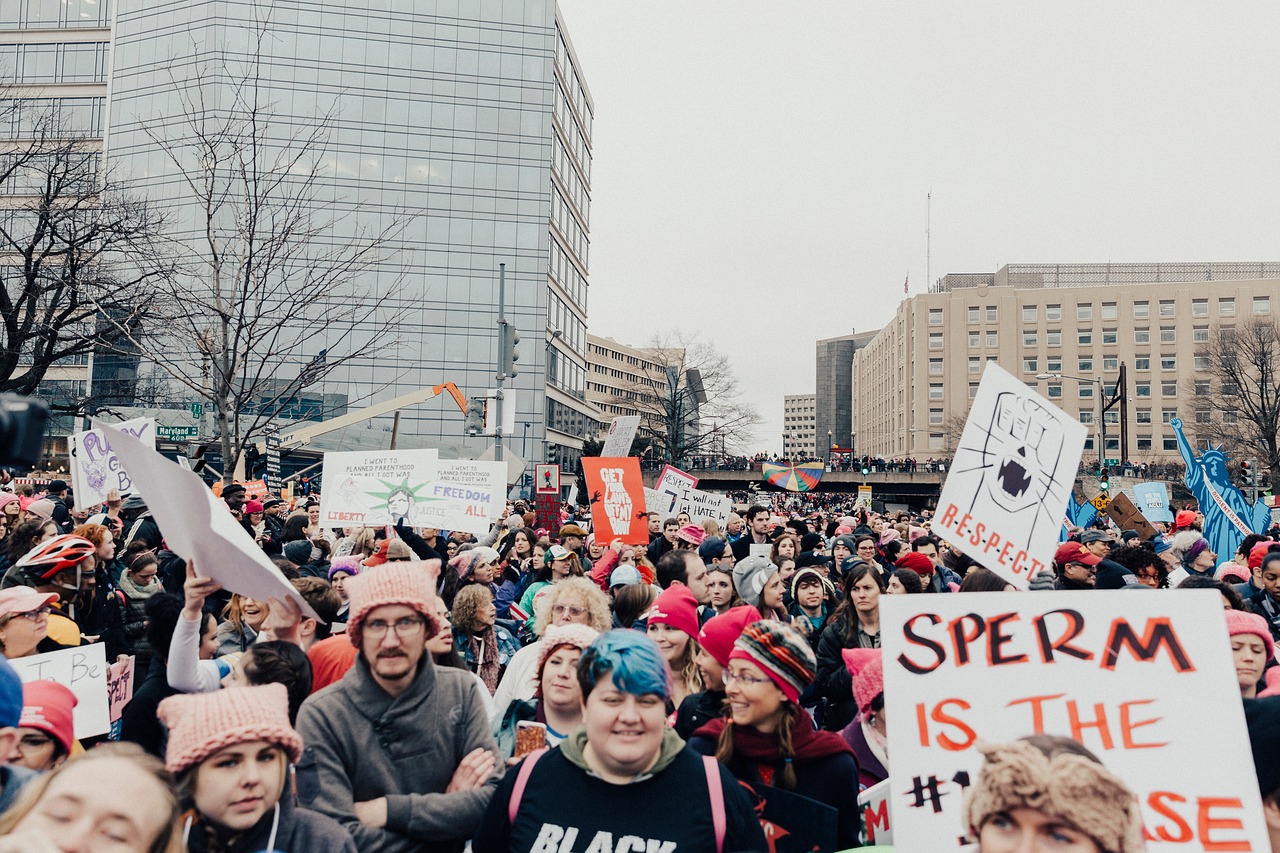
[0,469,1275,852]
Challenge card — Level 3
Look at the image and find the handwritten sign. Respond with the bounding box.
[107,655,135,723]
[932,363,1087,590]
[316,449,440,527]
[11,644,109,738]
[858,780,893,846]
[581,457,648,545]
[881,591,1268,851]
[654,465,697,517]
[644,487,673,516]
[669,485,733,527]
[600,416,642,459]
[69,418,156,510]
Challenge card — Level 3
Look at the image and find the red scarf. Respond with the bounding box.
[693,708,855,765]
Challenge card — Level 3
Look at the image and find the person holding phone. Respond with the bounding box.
[493,623,599,762]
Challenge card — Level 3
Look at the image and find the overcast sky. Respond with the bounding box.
[556,1,1280,454]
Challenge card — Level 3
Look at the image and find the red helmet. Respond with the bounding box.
[15,534,96,580]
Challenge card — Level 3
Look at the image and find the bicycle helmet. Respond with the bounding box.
[15,534,96,580]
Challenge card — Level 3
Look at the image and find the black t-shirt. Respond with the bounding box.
[473,745,766,853]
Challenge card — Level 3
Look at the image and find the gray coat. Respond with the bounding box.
[296,653,502,853]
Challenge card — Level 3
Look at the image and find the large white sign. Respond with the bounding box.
[932,363,1087,590]
[670,485,733,527]
[11,643,109,738]
[68,418,156,509]
[654,465,697,516]
[413,459,506,536]
[316,449,439,527]
[644,487,673,516]
[600,415,642,459]
[858,780,893,846]
[881,591,1268,852]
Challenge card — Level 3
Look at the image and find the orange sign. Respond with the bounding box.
[580,457,648,545]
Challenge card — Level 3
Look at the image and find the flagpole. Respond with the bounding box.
[926,189,932,292]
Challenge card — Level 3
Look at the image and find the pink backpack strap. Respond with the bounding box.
[508,748,548,825]
[702,755,726,853]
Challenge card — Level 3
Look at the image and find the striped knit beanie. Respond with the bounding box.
[157,683,302,775]
[729,620,816,704]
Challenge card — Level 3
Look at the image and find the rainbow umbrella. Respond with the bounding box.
[761,462,824,492]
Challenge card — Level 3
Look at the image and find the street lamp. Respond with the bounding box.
[1037,372,1104,469]
[827,429,834,466]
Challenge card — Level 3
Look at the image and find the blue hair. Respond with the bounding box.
[577,630,672,701]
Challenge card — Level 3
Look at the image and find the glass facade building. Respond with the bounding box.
[106,0,596,464]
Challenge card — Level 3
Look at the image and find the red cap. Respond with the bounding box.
[20,680,77,757]
[362,539,392,567]
[1054,541,1102,568]
[647,585,700,641]
[243,500,264,514]
[1249,541,1279,571]
[896,551,935,577]
[697,606,758,667]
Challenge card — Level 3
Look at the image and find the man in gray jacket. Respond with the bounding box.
[296,560,501,852]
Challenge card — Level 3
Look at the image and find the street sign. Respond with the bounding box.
[1104,458,1120,466]
[156,425,198,442]
[265,428,281,480]
[1090,492,1110,511]
[190,403,203,418]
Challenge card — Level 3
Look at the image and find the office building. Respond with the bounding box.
[816,330,878,459]
[99,1,596,468]
[851,262,1280,462]
[586,333,683,447]
[782,393,816,459]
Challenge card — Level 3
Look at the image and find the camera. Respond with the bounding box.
[0,394,50,469]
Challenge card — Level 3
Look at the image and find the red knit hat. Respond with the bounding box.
[842,648,885,718]
[697,606,758,667]
[19,680,77,757]
[345,560,443,648]
[1250,541,1280,571]
[647,585,700,641]
[677,524,705,547]
[896,551,935,577]
[1172,510,1198,532]
[157,683,302,775]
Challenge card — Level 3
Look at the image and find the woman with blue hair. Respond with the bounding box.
[473,630,766,853]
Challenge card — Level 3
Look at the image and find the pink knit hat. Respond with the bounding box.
[157,683,302,775]
[534,623,600,688]
[842,648,884,718]
[1226,609,1276,662]
[647,584,700,641]
[345,560,443,648]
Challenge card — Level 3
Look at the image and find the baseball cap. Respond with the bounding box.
[1054,542,1102,568]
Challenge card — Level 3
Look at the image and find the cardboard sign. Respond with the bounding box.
[881,591,1268,851]
[669,485,733,527]
[857,485,873,509]
[581,457,648,545]
[741,781,839,853]
[11,644,109,738]
[69,417,156,510]
[103,424,319,620]
[239,479,270,500]
[858,780,893,846]
[654,465,698,510]
[600,415,641,459]
[411,459,507,536]
[1133,481,1174,524]
[644,487,673,516]
[535,464,560,495]
[932,363,1087,590]
[315,449,440,527]
[107,655,135,723]
[1106,491,1159,540]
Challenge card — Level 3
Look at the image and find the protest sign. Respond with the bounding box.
[669,485,733,527]
[535,464,560,495]
[644,487,673,516]
[600,415,641,459]
[932,362,1087,590]
[881,590,1268,851]
[107,656,135,723]
[1133,481,1174,524]
[239,479,270,500]
[315,449,439,527]
[1106,491,1159,540]
[581,457,648,545]
[566,484,578,506]
[654,465,697,507]
[748,783,838,853]
[412,459,506,536]
[857,485,873,509]
[68,417,155,510]
[11,644,109,738]
[858,780,893,846]
[103,424,318,620]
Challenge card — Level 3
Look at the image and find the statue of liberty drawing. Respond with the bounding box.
[1170,417,1270,564]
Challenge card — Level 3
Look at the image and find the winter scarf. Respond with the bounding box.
[693,706,854,766]
[468,628,501,694]
[118,571,162,601]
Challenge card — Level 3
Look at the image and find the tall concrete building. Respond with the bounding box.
[586,332,685,449]
[101,1,595,468]
[815,331,878,460]
[851,262,1280,462]
[782,393,816,460]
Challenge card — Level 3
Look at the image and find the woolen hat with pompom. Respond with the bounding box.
[730,620,816,704]
[157,683,302,775]
[345,560,443,648]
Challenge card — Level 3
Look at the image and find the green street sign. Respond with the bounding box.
[191,402,204,418]
[1104,458,1120,467]
[156,425,198,442]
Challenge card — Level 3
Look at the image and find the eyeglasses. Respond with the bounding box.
[552,604,586,618]
[723,671,772,687]
[16,606,52,622]
[364,617,426,637]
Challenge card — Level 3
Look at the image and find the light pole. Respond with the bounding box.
[827,429,833,467]
[1038,372,1104,469]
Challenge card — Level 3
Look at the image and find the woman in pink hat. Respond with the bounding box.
[9,680,77,772]
[0,586,65,659]
[646,585,704,710]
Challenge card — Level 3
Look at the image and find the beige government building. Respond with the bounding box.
[851,262,1279,462]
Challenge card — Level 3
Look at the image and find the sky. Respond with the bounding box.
[554,1,1280,455]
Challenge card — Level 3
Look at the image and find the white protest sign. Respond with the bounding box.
[107,655,135,723]
[858,780,893,846]
[644,487,673,516]
[315,449,439,527]
[413,459,506,536]
[932,362,1087,590]
[670,485,733,527]
[881,590,1268,852]
[68,417,155,510]
[11,643,109,738]
[103,424,319,620]
[600,415,642,459]
[654,465,697,515]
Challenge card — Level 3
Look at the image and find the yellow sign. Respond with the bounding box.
[1091,493,1110,511]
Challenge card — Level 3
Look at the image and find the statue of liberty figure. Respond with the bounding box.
[1061,493,1099,542]
[1170,417,1270,564]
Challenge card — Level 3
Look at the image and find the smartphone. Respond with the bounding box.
[515,721,547,757]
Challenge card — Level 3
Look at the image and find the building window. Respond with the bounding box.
[1255,296,1271,314]
[968,331,980,348]
[1078,357,1093,372]
[1159,300,1176,317]
[968,306,980,323]
[929,384,943,400]
[969,383,980,399]
[929,333,943,350]
[1193,356,1209,370]
[1046,358,1062,372]
[1220,297,1236,317]
[1078,330,1093,346]
[1192,299,1209,317]
[1135,356,1151,371]
[1079,385,1094,398]
[1193,326,1209,343]
[1046,304,1062,321]
[1160,327,1176,343]
[1161,381,1177,397]
[1163,438,1177,451]
[1079,411,1094,424]
[1022,306,1038,322]
[1222,381,1238,396]
[1137,436,1152,451]
[1023,358,1038,373]
[1047,384,1062,398]
[1102,329,1117,345]
[1134,328,1150,344]
[1161,355,1177,371]
[1103,357,1118,371]
[1101,302,1117,320]
[969,357,981,373]
[1194,380,1210,395]
[1084,438,1095,451]
[1046,331,1062,346]
[1133,302,1150,319]
[929,433,944,451]
[1162,409,1177,424]
[985,306,998,322]
[1023,332,1038,347]
[1223,411,1238,424]
[928,308,943,325]
[1077,303,1093,320]
[1136,409,1152,424]
[929,358,944,375]
[1105,438,1120,452]
[929,408,944,425]
[1135,382,1151,397]
[986,332,998,347]
[1195,410,1211,424]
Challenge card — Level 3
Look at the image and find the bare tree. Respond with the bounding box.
[1188,316,1280,489]
[102,41,409,482]
[0,102,166,405]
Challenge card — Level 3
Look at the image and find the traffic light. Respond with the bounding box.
[464,397,485,435]
[500,321,521,378]
[1099,466,1110,492]
[1240,459,1255,488]
[861,461,870,476]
